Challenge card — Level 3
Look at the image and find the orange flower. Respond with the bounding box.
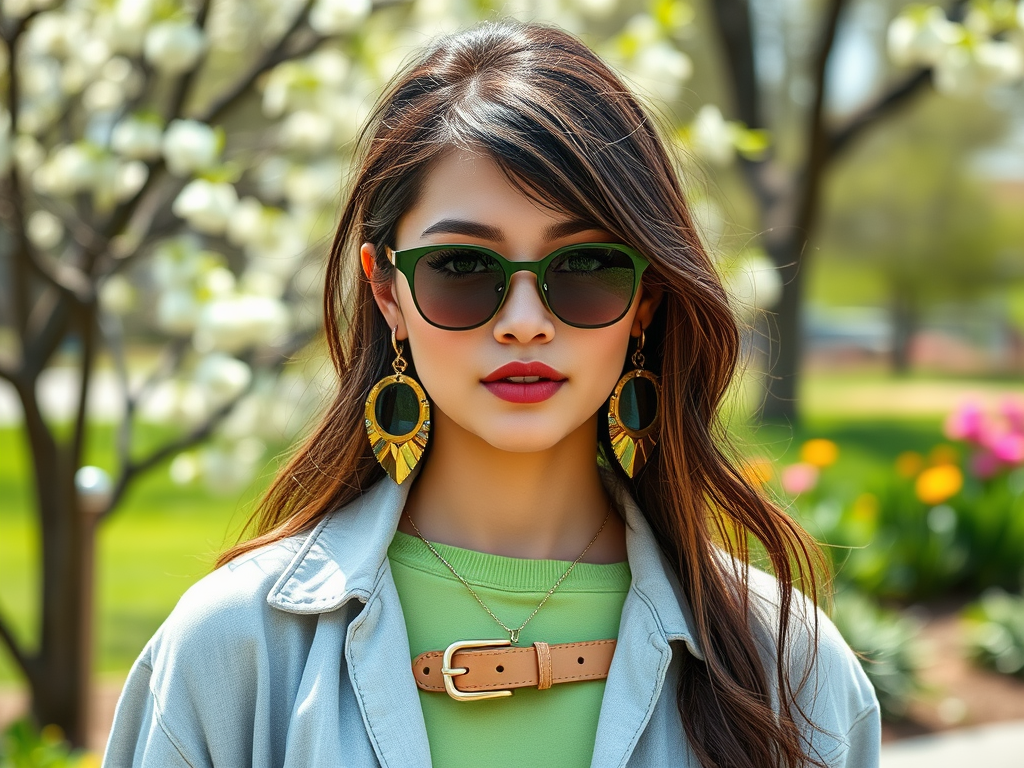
[800,439,839,468]
[915,465,963,505]
[740,457,774,487]
[895,451,924,478]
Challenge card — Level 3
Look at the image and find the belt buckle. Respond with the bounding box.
[441,638,513,702]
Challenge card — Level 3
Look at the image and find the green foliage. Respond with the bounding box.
[964,589,1024,678]
[0,720,95,768]
[784,425,1024,602]
[830,592,925,720]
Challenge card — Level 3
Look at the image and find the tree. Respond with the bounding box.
[705,0,1023,421]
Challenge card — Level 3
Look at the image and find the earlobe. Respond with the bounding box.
[361,242,407,338]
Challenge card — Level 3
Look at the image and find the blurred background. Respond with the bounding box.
[0,0,1022,762]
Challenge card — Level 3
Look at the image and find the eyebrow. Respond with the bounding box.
[420,218,603,241]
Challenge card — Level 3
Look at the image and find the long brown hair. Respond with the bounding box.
[220,21,826,767]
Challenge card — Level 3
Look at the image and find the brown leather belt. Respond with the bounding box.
[412,638,616,701]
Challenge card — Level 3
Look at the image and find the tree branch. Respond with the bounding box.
[195,0,317,125]
[0,604,33,681]
[707,0,762,128]
[163,0,213,122]
[102,383,255,519]
[794,0,849,235]
[827,68,932,158]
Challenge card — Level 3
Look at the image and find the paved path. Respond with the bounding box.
[880,721,1024,767]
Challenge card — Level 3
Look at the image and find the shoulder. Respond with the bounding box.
[142,533,314,695]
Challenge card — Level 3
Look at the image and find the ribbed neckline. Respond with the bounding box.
[388,530,631,593]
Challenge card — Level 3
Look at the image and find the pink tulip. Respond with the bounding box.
[989,433,1024,465]
[781,463,819,496]
[944,401,986,443]
[1001,399,1024,436]
[970,450,1002,480]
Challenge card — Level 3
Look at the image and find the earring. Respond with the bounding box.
[607,330,660,478]
[365,329,431,484]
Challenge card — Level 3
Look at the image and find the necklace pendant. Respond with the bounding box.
[509,629,521,644]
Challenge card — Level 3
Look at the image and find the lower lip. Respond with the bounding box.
[482,380,565,403]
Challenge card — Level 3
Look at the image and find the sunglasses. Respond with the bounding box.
[385,242,650,331]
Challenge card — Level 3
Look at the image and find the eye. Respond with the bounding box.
[553,248,609,273]
[425,249,497,276]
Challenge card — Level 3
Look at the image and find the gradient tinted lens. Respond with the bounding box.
[545,246,637,327]
[412,247,505,329]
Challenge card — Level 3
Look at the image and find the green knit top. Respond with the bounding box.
[387,530,632,768]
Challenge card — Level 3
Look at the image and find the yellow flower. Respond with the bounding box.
[929,443,960,467]
[915,465,963,505]
[895,451,924,478]
[851,493,879,522]
[800,438,839,468]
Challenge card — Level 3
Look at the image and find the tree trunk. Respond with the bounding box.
[759,232,805,425]
[890,284,917,375]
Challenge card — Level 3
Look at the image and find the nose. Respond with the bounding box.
[492,271,556,344]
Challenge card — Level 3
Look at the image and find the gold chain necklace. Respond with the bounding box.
[405,508,611,644]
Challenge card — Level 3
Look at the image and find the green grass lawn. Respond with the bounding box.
[0,424,277,684]
[2,369,1011,685]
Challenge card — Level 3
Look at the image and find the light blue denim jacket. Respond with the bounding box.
[103,471,880,767]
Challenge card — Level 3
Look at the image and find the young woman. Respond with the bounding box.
[104,20,879,768]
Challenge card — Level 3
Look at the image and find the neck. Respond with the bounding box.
[400,411,627,563]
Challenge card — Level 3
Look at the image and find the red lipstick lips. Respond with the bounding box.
[481,362,566,403]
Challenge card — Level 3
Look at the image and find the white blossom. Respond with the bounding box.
[83,80,126,112]
[162,120,221,176]
[14,135,45,176]
[692,104,735,166]
[309,0,372,36]
[724,251,782,317]
[34,143,99,196]
[629,42,693,102]
[99,274,136,315]
[888,7,962,67]
[279,110,335,153]
[26,210,64,250]
[284,160,342,208]
[112,117,164,160]
[115,160,149,201]
[198,266,237,299]
[144,21,206,75]
[226,196,269,247]
[195,295,290,353]
[172,179,239,235]
[156,288,202,334]
[195,353,252,402]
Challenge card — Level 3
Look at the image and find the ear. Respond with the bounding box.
[361,242,408,339]
[631,281,663,338]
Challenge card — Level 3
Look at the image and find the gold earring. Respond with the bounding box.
[365,329,431,484]
[607,330,660,478]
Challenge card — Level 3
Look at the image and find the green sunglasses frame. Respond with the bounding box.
[385,242,651,331]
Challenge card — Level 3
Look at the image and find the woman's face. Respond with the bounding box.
[363,151,661,454]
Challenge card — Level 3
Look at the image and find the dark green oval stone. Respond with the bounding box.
[375,381,420,437]
[619,375,657,432]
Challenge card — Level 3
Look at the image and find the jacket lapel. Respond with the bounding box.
[269,473,433,767]
[591,471,703,768]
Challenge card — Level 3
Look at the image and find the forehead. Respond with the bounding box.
[395,150,575,246]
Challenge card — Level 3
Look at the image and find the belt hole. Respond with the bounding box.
[423,667,430,675]
[496,664,504,673]
[577,656,585,664]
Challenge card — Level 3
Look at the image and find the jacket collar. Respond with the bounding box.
[267,467,703,660]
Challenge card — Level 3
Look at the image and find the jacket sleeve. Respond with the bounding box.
[102,653,209,768]
[836,704,882,768]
